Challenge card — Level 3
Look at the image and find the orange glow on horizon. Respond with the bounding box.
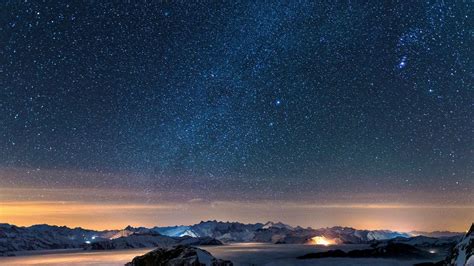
[1,187,473,232]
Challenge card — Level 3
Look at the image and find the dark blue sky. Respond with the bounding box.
[1,1,472,203]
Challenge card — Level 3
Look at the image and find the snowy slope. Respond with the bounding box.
[151,225,192,237]
[447,223,473,266]
[0,223,115,255]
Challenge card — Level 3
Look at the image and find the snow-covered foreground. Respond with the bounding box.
[0,243,443,266]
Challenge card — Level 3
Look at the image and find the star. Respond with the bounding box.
[398,56,407,69]
[1,0,471,231]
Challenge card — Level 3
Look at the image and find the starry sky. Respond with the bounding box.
[1,1,473,231]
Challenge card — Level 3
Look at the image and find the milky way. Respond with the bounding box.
[1,1,472,209]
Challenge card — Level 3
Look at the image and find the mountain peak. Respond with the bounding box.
[466,223,474,236]
[262,221,294,230]
[124,225,135,231]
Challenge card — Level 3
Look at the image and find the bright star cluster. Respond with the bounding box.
[1,1,472,205]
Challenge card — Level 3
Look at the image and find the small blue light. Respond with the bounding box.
[398,56,407,69]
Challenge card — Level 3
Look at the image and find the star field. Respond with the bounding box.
[1,1,473,204]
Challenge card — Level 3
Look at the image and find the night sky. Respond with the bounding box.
[1,1,473,230]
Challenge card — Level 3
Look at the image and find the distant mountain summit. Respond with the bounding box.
[262,221,295,230]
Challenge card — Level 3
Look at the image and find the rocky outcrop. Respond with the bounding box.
[125,245,232,266]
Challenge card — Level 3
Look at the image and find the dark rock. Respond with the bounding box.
[298,249,347,259]
[298,242,434,260]
[125,245,232,266]
[413,262,445,266]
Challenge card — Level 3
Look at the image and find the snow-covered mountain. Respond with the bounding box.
[86,233,222,250]
[108,225,153,239]
[251,224,411,244]
[1,221,453,256]
[151,225,193,237]
[0,223,220,255]
[262,221,295,230]
[150,221,410,244]
[186,220,264,242]
[446,223,474,266]
[0,223,115,255]
[312,226,411,243]
[125,245,232,266]
[149,221,266,242]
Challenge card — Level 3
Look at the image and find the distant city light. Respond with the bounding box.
[310,236,338,246]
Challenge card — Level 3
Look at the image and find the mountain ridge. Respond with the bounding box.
[0,220,463,256]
